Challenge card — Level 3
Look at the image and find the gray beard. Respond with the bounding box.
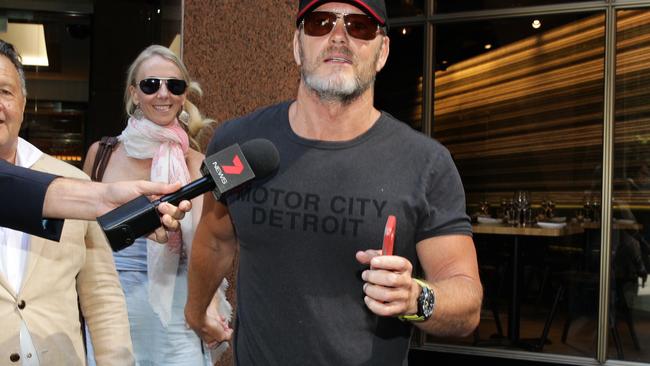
[298,34,379,105]
[301,67,374,105]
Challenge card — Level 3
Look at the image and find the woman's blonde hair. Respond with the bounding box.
[124,44,214,151]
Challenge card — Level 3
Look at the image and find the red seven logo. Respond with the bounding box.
[222,155,244,174]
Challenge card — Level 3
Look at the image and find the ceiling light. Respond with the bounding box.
[532,19,542,29]
[484,44,492,50]
[0,23,49,66]
[402,28,407,35]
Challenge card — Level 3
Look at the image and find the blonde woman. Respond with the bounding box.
[83,45,230,365]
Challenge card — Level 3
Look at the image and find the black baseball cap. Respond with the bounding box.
[296,0,388,27]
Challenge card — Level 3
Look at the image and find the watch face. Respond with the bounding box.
[420,286,435,319]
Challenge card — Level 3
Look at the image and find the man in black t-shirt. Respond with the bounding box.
[185,1,482,365]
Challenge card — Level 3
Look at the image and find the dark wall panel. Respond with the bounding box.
[87,0,161,147]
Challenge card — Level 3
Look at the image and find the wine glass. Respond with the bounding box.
[591,198,600,222]
[514,191,530,210]
[513,191,531,226]
[479,200,490,216]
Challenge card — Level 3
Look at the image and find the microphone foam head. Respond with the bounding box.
[240,138,280,178]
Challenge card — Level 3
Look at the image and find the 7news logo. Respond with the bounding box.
[212,154,245,185]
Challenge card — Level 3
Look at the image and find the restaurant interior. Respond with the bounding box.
[377,1,650,365]
[4,0,650,365]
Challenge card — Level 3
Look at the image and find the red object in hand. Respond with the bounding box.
[382,215,396,255]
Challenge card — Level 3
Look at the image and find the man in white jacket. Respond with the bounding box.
[0,40,134,365]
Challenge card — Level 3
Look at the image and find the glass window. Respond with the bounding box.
[3,0,182,165]
[5,11,93,167]
[428,12,606,358]
[387,0,426,17]
[434,0,599,14]
[611,8,650,363]
[376,25,424,131]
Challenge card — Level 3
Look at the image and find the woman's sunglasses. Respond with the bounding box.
[302,11,381,41]
[138,78,187,96]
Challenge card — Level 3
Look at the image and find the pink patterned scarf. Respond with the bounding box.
[119,115,193,326]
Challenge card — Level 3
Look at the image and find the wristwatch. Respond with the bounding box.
[399,278,435,322]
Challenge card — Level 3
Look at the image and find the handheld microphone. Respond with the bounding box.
[98,138,280,251]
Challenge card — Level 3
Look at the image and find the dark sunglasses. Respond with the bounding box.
[138,78,187,96]
[302,11,381,41]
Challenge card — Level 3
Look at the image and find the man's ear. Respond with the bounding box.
[375,35,390,72]
[293,30,302,66]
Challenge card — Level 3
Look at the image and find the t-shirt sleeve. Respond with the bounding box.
[206,131,225,156]
[206,118,245,155]
[0,160,64,241]
[416,147,472,243]
[205,120,239,204]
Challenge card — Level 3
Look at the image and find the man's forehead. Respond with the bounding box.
[314,2,365,14]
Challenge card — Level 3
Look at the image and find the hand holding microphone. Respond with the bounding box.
[98,138,280,251]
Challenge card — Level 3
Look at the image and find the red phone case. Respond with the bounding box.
[382,215,396,255]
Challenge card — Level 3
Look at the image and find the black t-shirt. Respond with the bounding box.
[207,101,471,366]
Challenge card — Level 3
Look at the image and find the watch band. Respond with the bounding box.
[398,278,434,322]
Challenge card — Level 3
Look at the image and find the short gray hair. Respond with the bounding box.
[0,40,26,96]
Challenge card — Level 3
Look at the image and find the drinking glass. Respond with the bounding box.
[513,190,531,226]
[514,190,530,211]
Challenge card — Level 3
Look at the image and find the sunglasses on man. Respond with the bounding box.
[302,11,382,41]
[138,78,188,96]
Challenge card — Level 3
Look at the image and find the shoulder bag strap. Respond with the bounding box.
[90,136,119,182]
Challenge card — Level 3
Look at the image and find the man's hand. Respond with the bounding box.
[44,178,190,223]
[355,249,420,317]
[99,180,183,216]
[186,299,233,348]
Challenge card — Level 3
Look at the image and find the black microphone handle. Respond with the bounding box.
[155,176,217,206]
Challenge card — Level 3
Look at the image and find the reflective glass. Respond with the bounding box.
[375,25,424,131]
[610,8,650,362]
[435,0,599,14]
[428,12,606,358]
[386,0,425,17]
[13,11,92,167]
[7,0,182,164]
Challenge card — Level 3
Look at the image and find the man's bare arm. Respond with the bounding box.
[411,235,482,336]
[185,193,238,345]
[43,177,185,219]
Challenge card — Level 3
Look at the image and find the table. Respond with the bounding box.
[581,221,643,231]
[472,223,584,348]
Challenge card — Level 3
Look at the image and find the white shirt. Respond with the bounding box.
[0,138,43,293]
[0,138,43,366]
